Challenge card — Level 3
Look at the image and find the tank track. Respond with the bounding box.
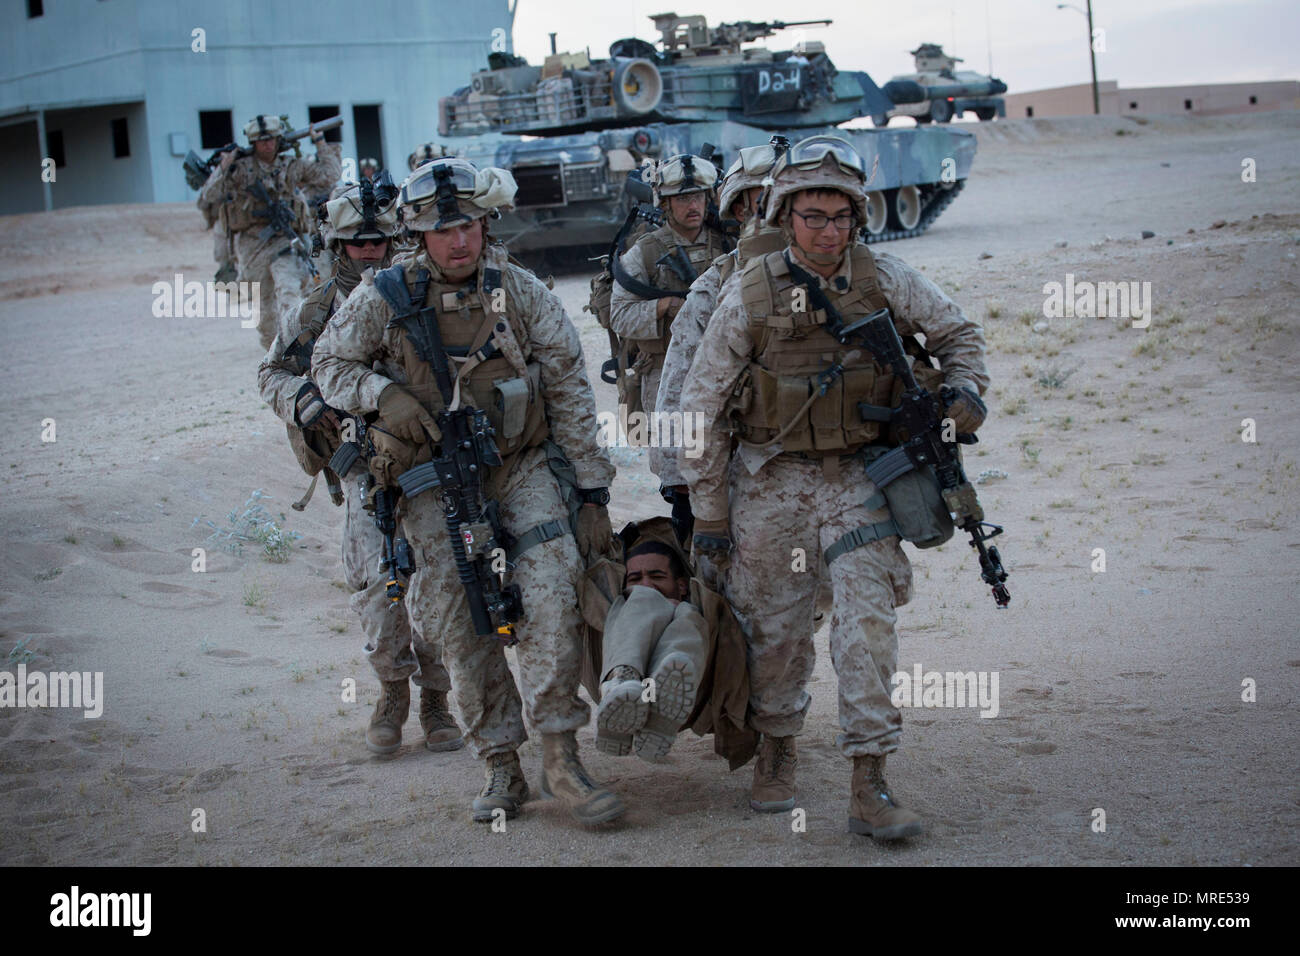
[863,179,965,244]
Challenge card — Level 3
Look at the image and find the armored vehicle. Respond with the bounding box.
[439,14,978,262]
[877,43,1007,126]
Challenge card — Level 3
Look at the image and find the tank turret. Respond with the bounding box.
[878,43,1008,126]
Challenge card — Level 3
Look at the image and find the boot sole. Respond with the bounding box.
[595,681,649,757]
[425,735,466,753]
[848,817,923,841]
[634,654,696,763]
[749,796,796,813]
[365,737,402,755]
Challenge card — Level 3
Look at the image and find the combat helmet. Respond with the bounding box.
[718,138,788,220]
[651,152,720,206]
[398,157,517,232]
[763,135,870,230]
[407,142,450,171]
[318,174,401,247]
[243,114,286,144]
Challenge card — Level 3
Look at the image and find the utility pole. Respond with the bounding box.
[1057,2,1101,115]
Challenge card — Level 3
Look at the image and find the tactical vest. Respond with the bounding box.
[731,243,937,457]
[714,226,787,287]
[224,158,291,234]
[377,247,549,469]
[633,224,728,357]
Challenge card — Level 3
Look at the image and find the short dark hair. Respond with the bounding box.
[625,540,687,581]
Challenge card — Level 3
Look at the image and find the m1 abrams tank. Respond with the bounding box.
[878,43,1008,126]
[439,14,978,263]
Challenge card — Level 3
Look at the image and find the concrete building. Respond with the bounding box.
[1004,79,1300,120]
[0,0,515,215]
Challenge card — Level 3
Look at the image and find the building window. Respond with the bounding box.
[47,129,66,168]
[199,110,234,149]
[307,106,343,143]
[352,104,384,171]
[1184,99,1193,110]
[28,0,43,18]
[1025,106,1034,118]
[111,117,130,158]
[1129,101,1138,109]
[1249,95,1257,105]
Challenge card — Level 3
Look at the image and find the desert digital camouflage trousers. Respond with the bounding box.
[397,446,589,758]
[341,479,449,691]
[725,454,914,758]
[602,586,709,684]
[238,244,311,351]
[633,356,663,419]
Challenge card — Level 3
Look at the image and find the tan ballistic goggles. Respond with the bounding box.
[656,154,719,195]
[782,136,868,180]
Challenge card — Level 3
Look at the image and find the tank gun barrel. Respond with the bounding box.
[714,18,832,44]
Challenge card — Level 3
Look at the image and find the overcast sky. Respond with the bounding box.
[511,0,1299,93]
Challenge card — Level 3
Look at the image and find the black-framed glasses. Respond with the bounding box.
[790,209,856,231]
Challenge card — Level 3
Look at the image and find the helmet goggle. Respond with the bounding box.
[329,171,399,240]
[400,160,478,228]
[784,136,868,180]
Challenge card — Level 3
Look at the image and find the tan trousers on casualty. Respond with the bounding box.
[724,454,914,758]
[602,586,708,687]
[341,478,449,692]
[397,446,589,758]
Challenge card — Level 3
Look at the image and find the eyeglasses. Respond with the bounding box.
[785,136,868,180]
[343,237,387,247]
[790,209,856,231]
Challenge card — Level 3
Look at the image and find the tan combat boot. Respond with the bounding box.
[471,750,529,823]
[848,755,923,841]
[418,688,465,752]
[595,665,647,757]
[540,731,626,825]
[365,680,410,755]
[750,734,797,812]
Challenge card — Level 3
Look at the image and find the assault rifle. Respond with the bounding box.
[328,417,416,605]
[389,301,523,644]
[785,256,1010,607]
[250,180,319,279]
[182,115,343,191]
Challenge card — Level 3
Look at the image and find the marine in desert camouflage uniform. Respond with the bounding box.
[312,157,625,827]
[257,176,462,756]
[199,114,342,350]
[680,136,989,841]
[652,142,786,544]
[608,152,730,419]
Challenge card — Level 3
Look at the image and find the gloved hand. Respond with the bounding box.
[943,385,987,435]
[377,384,440,445]
[294,381,328,428]
[575,504,613,561]
[692,517,733,580]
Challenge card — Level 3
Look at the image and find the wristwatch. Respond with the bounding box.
[578,487,610,506]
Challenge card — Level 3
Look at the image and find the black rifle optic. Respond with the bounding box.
[328,417,415,605]
[784,255,1010,607]
[386,283,523,645]
[249,180,319,280]
[182,115,343,191]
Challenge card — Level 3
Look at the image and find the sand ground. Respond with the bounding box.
[0,112,1297,866]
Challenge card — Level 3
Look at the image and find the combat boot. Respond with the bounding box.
[471,750,529,823]
[849,755,923,841]
[540,731,626,826]
[418,688,465,752]
[750,734,797,812]
[595,665,647,756]
[365,679,410,755]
